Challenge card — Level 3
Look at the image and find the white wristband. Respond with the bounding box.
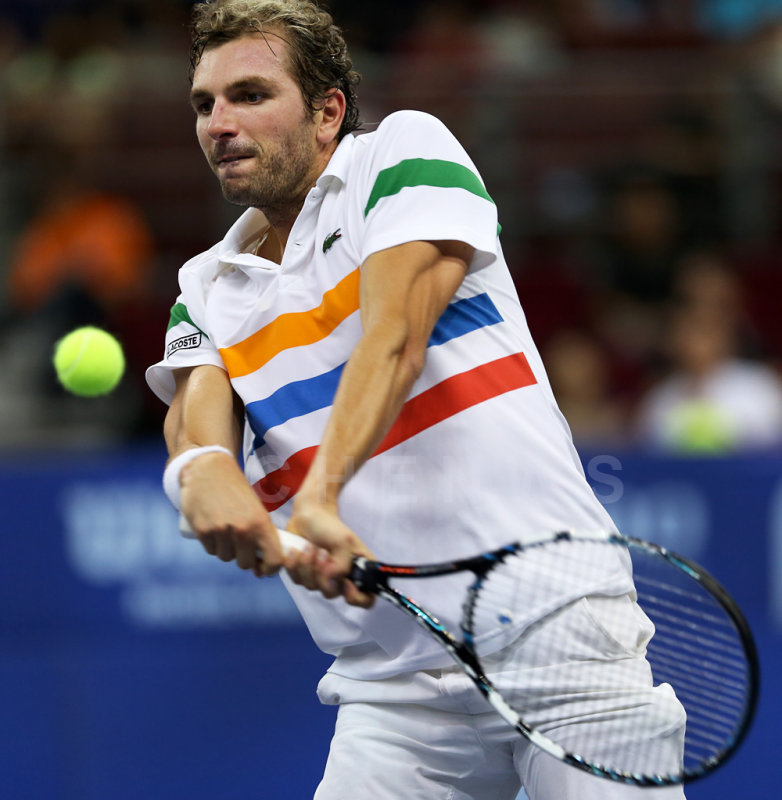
[162,445,233,511]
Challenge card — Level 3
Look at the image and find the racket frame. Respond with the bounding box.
[349,530,760,787]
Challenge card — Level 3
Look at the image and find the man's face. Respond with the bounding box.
[190,33,320,209]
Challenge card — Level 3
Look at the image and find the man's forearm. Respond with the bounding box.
[295,240,470,510]
[165,365,242,459]
[297,320,423,508]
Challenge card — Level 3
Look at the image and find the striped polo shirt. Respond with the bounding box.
[147,111,623,679]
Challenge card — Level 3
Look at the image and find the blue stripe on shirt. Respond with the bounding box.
[428,292,503,347]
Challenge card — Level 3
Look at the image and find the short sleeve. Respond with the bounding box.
[145,296,225,405]
[359,111,500,272]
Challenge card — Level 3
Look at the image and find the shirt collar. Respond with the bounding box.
[216,208,273,273]
[315,131,355,191]
[213,132,358,273]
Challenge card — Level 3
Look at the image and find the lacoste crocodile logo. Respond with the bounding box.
[322,228,342,253]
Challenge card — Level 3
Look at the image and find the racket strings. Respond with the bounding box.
[637,589,740,632]
[646,631,749,687]
[646,653,747,709]
[463,538,752,781]
[645,622,748,676]
[632,558,752,773]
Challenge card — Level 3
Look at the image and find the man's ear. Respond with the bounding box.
[316,89,346,144]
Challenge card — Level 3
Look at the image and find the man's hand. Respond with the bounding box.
[285,502,375,608]
[179,449,284,576]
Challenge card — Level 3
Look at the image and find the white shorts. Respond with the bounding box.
[314,595,687,800]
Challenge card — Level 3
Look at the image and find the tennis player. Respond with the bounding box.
[147,1,686,797]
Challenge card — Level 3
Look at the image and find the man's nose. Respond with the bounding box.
[207,99,238,140]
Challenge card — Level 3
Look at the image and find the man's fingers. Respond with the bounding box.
[285,543,345,593]
[284,544,321,590]
[343,581,375,608]
[235,539,261,571]
[218,543,235,562]
[191,521,284,574]
[283,545,374,607]
[199,533,217,556]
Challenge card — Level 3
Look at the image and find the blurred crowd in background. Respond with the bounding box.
[3,0,782,455]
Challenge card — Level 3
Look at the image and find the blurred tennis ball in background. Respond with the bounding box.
[53,326,125,397]
[668,400,736,454]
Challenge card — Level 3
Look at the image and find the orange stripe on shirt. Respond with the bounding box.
[253,352,537,510]
[219,268,361,378]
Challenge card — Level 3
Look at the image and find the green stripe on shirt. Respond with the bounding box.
[364,158,496,217]
[167,302,206,337]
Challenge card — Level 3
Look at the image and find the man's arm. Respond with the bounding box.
[285,239,473,603]
[165,364,283,574]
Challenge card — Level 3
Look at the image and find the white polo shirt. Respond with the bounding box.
[147,110,625,679]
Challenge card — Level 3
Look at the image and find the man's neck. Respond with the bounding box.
[254,225,283,263]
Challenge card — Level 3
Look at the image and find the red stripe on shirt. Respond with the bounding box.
[253,352,537,511]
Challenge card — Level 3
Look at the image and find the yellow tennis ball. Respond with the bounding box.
[668,400,736,454]
[53,326,125,397]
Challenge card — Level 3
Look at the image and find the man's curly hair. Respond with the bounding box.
[189,0,361,140]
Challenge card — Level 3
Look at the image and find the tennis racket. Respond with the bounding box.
[272,526,758,788]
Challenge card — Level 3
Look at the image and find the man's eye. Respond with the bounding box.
[245,92,265,103]
[194,101,213,115]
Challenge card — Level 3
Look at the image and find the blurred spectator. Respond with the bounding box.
[634,254,782,452]
[588,163,687,394]
[7,152,154,333]
[671,246,776,360]
[545,328,629,448]
[479,0,567,79]
[641,105,729,246]
[596,164,685,302]
[673,248,744,321]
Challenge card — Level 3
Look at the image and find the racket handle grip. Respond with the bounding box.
[178,514,308,557]
[276,528,308,555]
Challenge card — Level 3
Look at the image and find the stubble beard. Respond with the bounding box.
[215,118,319,217]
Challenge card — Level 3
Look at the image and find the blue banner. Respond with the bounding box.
[1,445,779,798]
